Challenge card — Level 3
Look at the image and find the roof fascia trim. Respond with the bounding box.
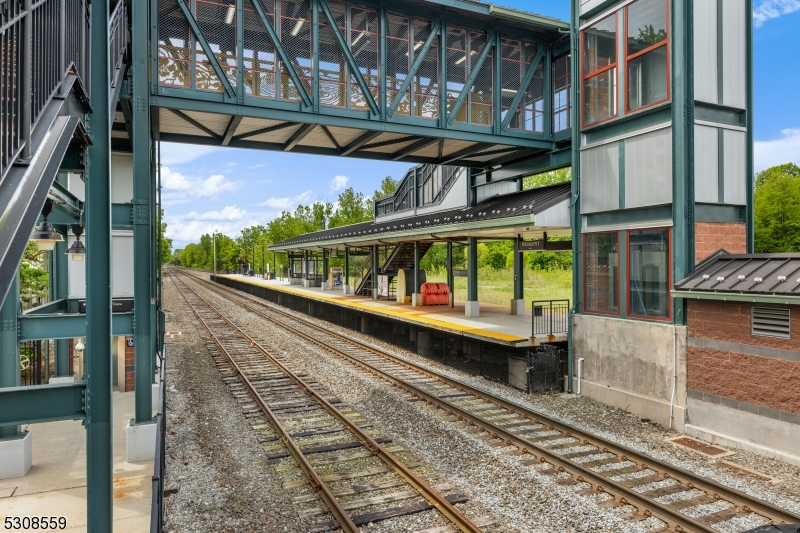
[671,290,800,306]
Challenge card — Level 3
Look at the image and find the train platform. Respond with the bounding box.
[0,391,153,532]
[216,274,567,348]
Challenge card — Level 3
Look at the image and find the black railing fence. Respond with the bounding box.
[531,299,570,337]
[20,339,50,386]
[150,356,166,533]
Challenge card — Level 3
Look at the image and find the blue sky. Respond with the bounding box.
[162,0,800,248]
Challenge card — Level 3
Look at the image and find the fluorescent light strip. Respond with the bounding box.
[291,19,305,36]
[225,5,235,25]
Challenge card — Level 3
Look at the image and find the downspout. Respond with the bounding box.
[567,0,580,393]
[669,324,677,429]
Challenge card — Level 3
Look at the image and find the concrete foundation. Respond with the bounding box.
[48,375,76,384]
[465,301,480,318]
[320,281,329,290]
[449,293,454,307]
[126,420,156,463]
[510,299,525,315]
[685,398,800,467]
[152,382,161,410]
[412,293,422,307]
[0,431,32,479]
[508,357,527,390]
[416,331,434,357]
[360,316,372,335]
[342,284,352,295]
[573,314,687,430]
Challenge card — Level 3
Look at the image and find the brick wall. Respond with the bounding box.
[695,222,746,263]
[687,301,800,415]
[125,337,134,392]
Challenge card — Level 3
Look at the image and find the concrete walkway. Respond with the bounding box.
[0,391,152,532]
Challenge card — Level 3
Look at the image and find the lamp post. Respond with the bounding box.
[213,230,217,276]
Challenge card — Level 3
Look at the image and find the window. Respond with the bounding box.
[751,307,791,339]
[626,0,669,112]
[628,229,670,319]
[582,13,617,127]
[585,232,620,314]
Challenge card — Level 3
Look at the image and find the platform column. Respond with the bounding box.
[371,245,379,299]
[84,0,114,524]
[446,241,453,307]
[321,249,329,290]
[466,237,479,317]
[344,247,351,294]
[53,239,71,379]
[511,236,525,315]
[412,241,422,306]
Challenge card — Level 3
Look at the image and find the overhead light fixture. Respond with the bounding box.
[291,19,305,36]
[455,55,467,65]
[30,199,64,252]
[225,5,235,25]
[66,224,86,261]
[352,32,365,47]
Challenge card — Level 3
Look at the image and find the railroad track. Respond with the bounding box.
[175,268,800,533]
[169,272,488,533]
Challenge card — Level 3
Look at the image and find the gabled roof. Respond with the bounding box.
[272,182,571,250]
[674,251,800,297]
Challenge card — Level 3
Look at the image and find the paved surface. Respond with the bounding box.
[219,274,567,346]
[0,391,153,532]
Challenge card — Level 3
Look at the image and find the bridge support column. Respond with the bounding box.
[52,239,72,380]
[412,241,422,307]
[511,236,525,315]
[0,272,30,480]
[466,237,479,318]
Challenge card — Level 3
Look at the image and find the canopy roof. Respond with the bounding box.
[271,182,571,252]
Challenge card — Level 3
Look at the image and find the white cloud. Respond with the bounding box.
[754,128,800,171]
[161,166,191,191]
[185,205,247,221]
[258,190,315,209]
[165,206,249,246]
[329,175,349,192]
[160,143,220,166]
[195,174,236,197]
[753,0,800,26]
[247,164,266,170]
[161,165,237,200]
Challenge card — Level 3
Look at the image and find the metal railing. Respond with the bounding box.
[150,356,166,533]
[531,299,570,337]
[1,0,125,180]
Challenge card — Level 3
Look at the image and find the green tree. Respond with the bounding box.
[637,24,667,46]
[374,176,399,199]
[754,163,800,253]
[20,242,48,308]
[522,167,571,190]
[329,187,372,228]
[159,208,172,265]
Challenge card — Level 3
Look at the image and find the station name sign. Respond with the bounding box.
[518,240,572,252]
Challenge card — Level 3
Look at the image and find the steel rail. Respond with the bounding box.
[186,270,800,532]
[170,272,484,533]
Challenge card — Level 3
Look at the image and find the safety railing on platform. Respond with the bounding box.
[531,299,570,337]
[0,0,126,180]
[150,357,167,533]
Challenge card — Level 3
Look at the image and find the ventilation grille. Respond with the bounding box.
[751,306,791,339]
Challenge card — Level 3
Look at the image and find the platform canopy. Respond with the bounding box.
[271,182,571,252]
[150,0,572,168]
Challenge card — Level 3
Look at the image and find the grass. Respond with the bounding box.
[426,267,572,308]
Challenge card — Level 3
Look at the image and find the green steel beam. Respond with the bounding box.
[388,20,442,118]
[467,237,478,301]
[513,237,523,300]
[175,0,236,98]
[0,382,86,427]
[85,0,114,527]
[312,0,320,113]
[448,31,496,126]
[568,0,580,394]
[0,273,20,438]
[501,46,546,131]
[132,0,154,424]
[24,298,68,315]
[472,147,571,182]
[112,203,133,228]
[250,0,313,107]
[319,0,379,115]
[53,242,70,376]
[18,312,134,341]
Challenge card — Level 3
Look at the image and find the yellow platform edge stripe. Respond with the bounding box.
[216,275,528,344]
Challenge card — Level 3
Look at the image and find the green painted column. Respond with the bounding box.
[372,245,379,299]
[54,240,70,376]
[0,273,20,438]
[413,241,421,295]
[466,237,479,317]
[446,241,453,291]
[132,0,153,422]
[344,247,350,291]
[84,0,113,527]
[512,237,524,315]
[322,249,328,288]
[567,0,581,393]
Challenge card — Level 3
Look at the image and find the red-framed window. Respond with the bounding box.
[584,231,621,315]
[625,0,670,113]
[581,12,618,128]
[627,228,672,320]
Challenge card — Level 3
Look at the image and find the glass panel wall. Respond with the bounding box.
[626,0,669,111]
[628,229,670,319]
[582,13,617,126]
[585,232,619,314]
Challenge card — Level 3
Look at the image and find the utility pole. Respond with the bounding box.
[213,231,217,276]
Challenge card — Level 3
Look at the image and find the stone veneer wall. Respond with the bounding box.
[695,222,746,263]
[687,301,800,416]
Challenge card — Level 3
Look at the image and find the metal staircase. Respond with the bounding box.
[354,243,434,297]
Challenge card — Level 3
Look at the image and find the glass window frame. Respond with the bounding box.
[583,231,622,316]
[626,227,672,321]
[580,12,618,129]
[625,0,671,114]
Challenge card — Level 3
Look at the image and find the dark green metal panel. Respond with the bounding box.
[582,106,671,145]
[695,204,746,223]
[513,237,523,300]
[568,0,581,393]
[18,312,134,341]
[0,273,20,438]
[585,205,673,228]
[694,102,746,128]
[467,237,478,301]
[0,382,86,427]
[112,203,133,228]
